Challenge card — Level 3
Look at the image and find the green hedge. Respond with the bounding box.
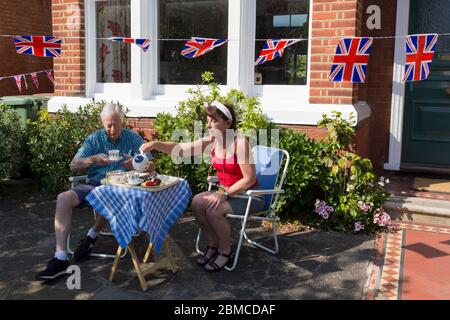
[0,104,25,180]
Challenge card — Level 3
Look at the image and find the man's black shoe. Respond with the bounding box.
[73,235,97,261]
[37,258,70,280]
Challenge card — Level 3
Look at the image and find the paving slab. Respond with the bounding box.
[0,190,375,300]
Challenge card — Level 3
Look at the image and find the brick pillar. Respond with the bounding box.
[310,0,365,105]
[51,0,85,96]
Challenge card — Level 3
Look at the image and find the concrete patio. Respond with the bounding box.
[0,188,375,300]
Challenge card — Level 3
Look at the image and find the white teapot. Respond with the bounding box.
[132,153,151,173]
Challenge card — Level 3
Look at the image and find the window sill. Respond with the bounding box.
[47,95,370,126]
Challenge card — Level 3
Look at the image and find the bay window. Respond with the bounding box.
[86,0,312,108]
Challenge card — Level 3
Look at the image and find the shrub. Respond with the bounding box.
[26,100,130,193]
[153,71,275,195]
[277,128,322,215]
[305,111,391,233]
[0,104,25,180]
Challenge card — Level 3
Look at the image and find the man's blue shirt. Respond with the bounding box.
[74,128,153,183]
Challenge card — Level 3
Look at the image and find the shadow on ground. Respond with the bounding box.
[0,190,376,300]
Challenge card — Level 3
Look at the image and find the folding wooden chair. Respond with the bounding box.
[195,145,290,271]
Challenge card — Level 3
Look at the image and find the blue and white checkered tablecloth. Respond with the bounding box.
[85,179,191,254]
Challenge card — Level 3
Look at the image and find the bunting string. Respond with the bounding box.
[0,69,54,93]
[1,33,450,42]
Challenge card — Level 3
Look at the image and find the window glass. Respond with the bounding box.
[158,0,228,85]
[96,0,131,83]
[255,0,309,85]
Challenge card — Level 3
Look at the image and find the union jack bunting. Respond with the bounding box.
[13,35,62,58]
[254,39,301,66]
[45,70,54,85]
[109,37,151,52]
[329,37,373,83]
[403,33,438,82]
[30,73,39,89]
[14,75,23,93]
[180,37,227,58]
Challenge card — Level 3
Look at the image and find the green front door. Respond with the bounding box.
[402,0,450,169]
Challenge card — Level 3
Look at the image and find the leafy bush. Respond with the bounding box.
[0,104,25,180]
[304,111,391,233]
[277,128,322,214]
[154,73,391,234]
[154,71,275,195]
[26,100,130,193]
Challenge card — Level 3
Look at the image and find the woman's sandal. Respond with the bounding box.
[197,246,218,266]
[204,251,234,272]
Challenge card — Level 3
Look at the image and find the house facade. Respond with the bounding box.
[0,0,53,96]
[47,0,450,174]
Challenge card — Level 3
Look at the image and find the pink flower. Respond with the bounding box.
[357,201,373,213]
[354,222,365,232]
[373,208,391,227]
[314,199,334,220]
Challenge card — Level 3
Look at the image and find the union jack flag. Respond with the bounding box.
[109,37,151,53]
[180,37,227,58]
[13,35,62,58]
[403,33,438,82]
[255,39,301,66]
[329,37,373,83]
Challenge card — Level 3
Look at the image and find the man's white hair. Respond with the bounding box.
[100,102,125,122]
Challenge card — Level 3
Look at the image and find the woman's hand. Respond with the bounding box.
[204,191,227,209]
[139,141,159,154]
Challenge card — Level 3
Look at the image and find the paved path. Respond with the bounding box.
[0,191,375,300]
[367,221,450,300]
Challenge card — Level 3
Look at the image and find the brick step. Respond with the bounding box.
[384,195,450,227]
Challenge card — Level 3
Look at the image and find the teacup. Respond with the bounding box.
[107,170,125,184]
[132,153,151,173]
[108,149,120,160]
[126,171,140,185]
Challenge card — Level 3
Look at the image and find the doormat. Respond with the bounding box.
[413,177,450,193]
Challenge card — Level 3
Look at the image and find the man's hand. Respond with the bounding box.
[121,154,133,171]
[92,153,110,166]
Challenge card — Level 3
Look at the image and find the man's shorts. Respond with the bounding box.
[72,181,100,208]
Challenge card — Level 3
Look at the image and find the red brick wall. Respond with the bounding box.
[127,118,156,141]
[0,0,53,96]
[361,0,397,171]
[310,0,365,105]
[51,0,85,96]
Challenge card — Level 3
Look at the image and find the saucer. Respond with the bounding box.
[126,178,144,186]
[108,156,124,162]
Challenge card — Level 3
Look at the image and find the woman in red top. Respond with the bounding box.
[139,101,264,272]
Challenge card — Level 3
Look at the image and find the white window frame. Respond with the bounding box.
[85,0,139,99]
[154,0,236,95]
[246,0,312,105]
[60,0,369,125]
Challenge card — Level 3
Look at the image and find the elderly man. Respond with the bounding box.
[37,102,155,280]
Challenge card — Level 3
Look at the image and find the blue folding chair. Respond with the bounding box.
[196,145,290,271]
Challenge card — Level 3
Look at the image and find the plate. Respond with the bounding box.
[108,156,124,162]
[126,178,144,186]
[140,181,162,188]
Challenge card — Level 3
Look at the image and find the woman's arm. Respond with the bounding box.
[140,136,213,157]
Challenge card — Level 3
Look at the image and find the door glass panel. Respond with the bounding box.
[411,0,450,51]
